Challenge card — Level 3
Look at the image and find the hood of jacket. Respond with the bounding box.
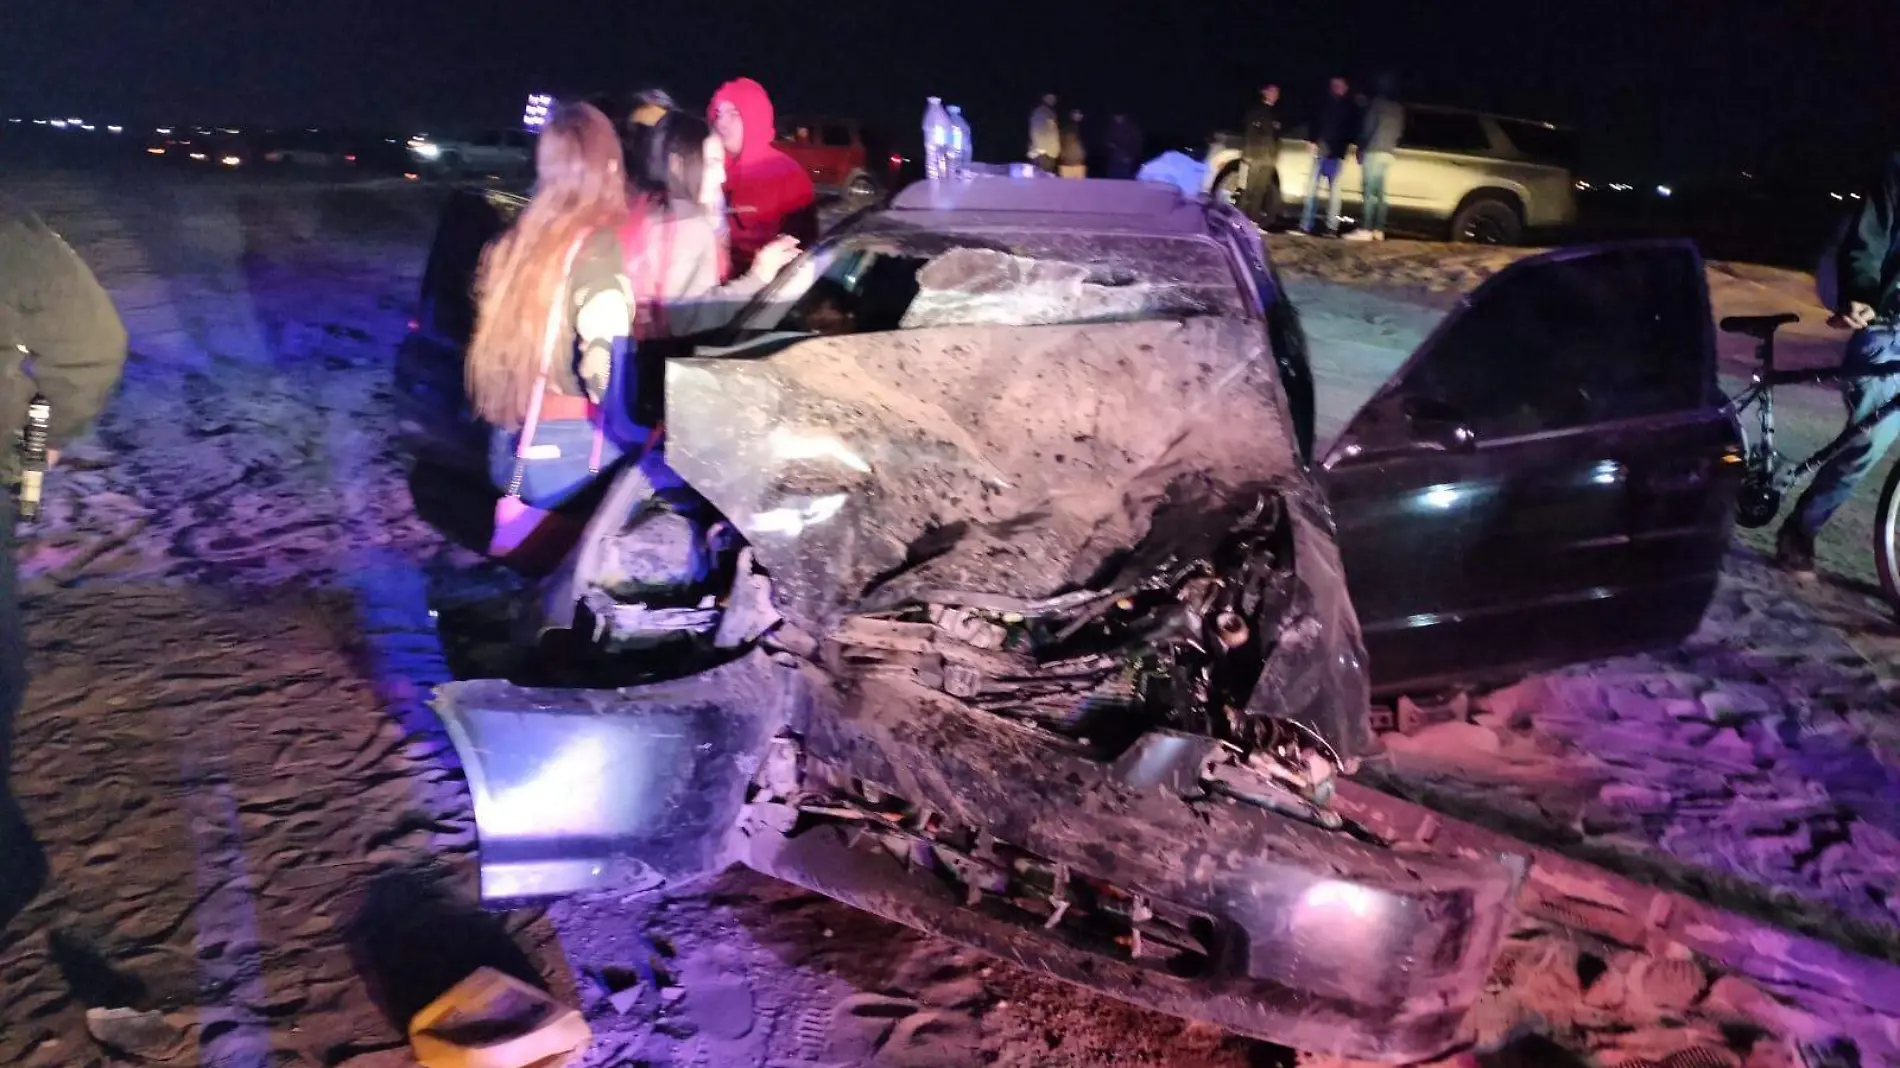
[709,78,779,167]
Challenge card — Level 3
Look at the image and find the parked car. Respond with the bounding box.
[1205,104,1579,244]
[396,178,1740,1062]
[258,128,359,169]
[777,115,902,202]
[406,129,535,177]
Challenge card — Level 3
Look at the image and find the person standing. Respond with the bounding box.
[708,77,817,276]
[1777,148,1900,576]
[1058,109,1088,178]
[1349,74,1404,241]
[0,194,130,927]
[468,102,637,508]
[1301,76,1356,236]
[1103,113,1143,180]
[1028,94,1061,173]
[1239,84,1282,224]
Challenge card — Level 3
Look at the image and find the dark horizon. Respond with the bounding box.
[5,0,1899,186]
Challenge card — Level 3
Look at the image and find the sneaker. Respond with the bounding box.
[1343,230,1376,242]
[1775,521,1817,577]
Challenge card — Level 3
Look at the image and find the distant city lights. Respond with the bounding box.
[1656,185,1673,197]
[523,93,552,130]
[220,155,242,167]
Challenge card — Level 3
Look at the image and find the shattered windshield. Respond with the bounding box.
[749,229,1246,336]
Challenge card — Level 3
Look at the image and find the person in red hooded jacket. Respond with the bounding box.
[708,77,817,276]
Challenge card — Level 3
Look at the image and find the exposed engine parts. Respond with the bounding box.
[818,492,1344,818]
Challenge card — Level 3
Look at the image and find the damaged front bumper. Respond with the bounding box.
[433,655,1524,1064]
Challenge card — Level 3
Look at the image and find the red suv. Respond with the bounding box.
[777,116,901,202]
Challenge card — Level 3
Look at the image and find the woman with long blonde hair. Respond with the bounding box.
[468,100,638,508]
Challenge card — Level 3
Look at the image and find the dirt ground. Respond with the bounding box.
[0,172,1896,1068]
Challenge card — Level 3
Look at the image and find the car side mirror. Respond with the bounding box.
[1401,395,1477,453]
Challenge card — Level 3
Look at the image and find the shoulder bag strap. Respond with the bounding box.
[504,234,589,497]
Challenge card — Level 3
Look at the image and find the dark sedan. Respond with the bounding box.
[393,177,1740,1062]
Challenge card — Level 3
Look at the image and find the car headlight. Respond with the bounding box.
[409,141,441,161]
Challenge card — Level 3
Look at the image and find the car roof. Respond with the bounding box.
[1403,102,1573,133]
[879,176,1212,236]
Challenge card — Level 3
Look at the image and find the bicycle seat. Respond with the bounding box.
[1719,313,1800,339]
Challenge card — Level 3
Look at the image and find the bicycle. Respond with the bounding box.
[1721,312,1900,610]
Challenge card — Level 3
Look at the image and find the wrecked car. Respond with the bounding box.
[396,177,1742,1062]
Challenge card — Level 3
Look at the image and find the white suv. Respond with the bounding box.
[1205,104,1577,244]
[407,129,535,177]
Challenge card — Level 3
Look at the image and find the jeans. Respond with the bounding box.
[1301,156,1345,234]
[1789,323,1900,537]
[489,417,626,510]
[1362,151,1396,233]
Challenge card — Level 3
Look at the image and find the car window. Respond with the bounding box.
[821,124,854,147]
[473,132,501,147]
[749,230,1246,337]
[1496,120,1575,168]
[1399,245,1711,439]
[1400,111,1491,154]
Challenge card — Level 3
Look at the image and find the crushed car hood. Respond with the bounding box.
[666,317,1374,758]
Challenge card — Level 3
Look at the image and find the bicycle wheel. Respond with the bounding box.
[1875,459,1900,613]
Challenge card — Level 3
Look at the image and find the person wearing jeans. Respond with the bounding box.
[1350,75,1404,241]
[1301,77,1355,236]
[1778,148,1900,575]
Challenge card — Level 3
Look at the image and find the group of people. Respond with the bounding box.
[1025,94,1145,180]
[1236,74,1406,239]
[467,78,818,529]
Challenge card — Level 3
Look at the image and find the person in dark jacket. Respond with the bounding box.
[1239,84,1282,224]
[708,77,817,276]
[0,194,129,928]
[1103,113,1144,180]
[1301,77,1356,236]
[1349,73,1404,241]
[1777,149,1900,574]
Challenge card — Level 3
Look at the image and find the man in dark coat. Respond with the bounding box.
[1301,76,1357,235]
[0,194,129,927]
[1777,149,1900,575]
[1239,84,1282,223]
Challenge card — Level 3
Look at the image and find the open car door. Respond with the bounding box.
[1318,242,1742,697]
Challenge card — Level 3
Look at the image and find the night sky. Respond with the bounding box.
[5,0,1898,185]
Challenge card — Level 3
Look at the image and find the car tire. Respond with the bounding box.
[1448,193,1524,246]
[844,170,880,202]
[1212,161,1244,207]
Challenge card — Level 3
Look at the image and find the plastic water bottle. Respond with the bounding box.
[922,97,952,179]
[947,106,972,176]
[17,393,48,521]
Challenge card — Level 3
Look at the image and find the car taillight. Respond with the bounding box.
[345,154,356,162]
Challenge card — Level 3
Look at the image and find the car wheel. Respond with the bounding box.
[1449,194,1523,245]
[1212,161,1244,206]
[844,170,880,202]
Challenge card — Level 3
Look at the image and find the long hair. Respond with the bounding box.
[467,101,629,429]
[629,110,712,205]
